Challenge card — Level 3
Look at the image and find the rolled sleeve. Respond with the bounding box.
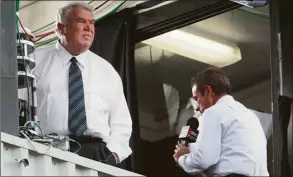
[178,109,222,173]
[178,154,202,174]
[106,72,132,162]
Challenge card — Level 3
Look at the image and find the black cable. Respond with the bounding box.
[20,124,81,154]
[16,15,31,122]
[94,0,110,10]
[149,45,153,64]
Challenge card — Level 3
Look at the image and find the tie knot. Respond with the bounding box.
[70,57,77,64]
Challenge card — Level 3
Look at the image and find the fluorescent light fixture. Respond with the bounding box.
[142,30,241,67]
[230,0,269,8]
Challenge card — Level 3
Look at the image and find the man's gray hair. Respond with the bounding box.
[57,2,94,24]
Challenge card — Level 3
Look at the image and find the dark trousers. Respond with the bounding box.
[69,135,117,166]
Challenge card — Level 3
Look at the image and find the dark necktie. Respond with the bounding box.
[68,57,87,136]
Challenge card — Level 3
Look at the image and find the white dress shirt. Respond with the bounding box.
[250,110,272,140]
[32,42,132,161]
[178,95,269,176]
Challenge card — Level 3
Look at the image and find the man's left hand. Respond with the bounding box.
[173,143,190,163]
[112,152,119,164]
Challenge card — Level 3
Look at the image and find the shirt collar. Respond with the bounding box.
[55,41,88,67]
[216,94,234,104]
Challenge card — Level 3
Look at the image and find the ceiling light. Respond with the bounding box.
[142,30,242,67]
[230,0,269,8]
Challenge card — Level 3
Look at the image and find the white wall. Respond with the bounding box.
[18,1,145,44]
[20,1,89,33]
[1,133,142,176]
[233,79,271,113]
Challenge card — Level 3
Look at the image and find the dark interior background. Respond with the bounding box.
[134,5,272,177]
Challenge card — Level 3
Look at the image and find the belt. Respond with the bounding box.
[69,135,104,144]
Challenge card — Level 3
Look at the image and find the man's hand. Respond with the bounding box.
[112,152,119,164]
[173,142,190,163]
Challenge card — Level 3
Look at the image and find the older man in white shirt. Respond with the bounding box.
[173,67,269,177]
[32,2,132,165]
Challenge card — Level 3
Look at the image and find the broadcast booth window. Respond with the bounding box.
[134,1,272,176]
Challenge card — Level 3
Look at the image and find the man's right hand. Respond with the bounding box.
[173,142,190,163]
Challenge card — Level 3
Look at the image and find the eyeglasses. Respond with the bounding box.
[193,93,203,102]
[193,95,198,102]
[192,85,210,102]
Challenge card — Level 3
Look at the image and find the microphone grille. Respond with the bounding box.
[186,117,199,129]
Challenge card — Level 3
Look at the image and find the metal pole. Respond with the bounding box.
[0,1,18,136]
[270,0,293,176]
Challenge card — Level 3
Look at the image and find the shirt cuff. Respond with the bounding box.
[112,152,120,163]
[178,155,187,168]
[178,154,203,175]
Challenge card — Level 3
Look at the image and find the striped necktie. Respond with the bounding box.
[68,57,87,136]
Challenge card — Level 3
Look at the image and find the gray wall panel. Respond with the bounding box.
[0,1,18,136]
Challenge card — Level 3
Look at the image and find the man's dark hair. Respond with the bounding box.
[191,67,231,95]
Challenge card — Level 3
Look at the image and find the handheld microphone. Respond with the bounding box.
[178,117,199,146]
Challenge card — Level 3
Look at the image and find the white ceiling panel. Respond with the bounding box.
[18,0,149,46]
